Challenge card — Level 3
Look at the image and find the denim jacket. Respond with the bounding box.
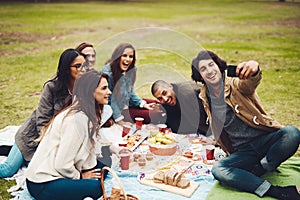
[199,69,283,154]
[15,79,71,161]
[101,64,142,121]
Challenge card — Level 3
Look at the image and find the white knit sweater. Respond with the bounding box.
[26,108,97,183]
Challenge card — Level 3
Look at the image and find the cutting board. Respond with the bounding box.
[139,179,200,198]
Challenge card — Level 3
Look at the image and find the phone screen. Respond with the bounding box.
[227,65,238,77]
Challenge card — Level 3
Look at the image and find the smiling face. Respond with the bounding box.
[119,48,134,72]
[81,47,96,67]
[153,84,177,106]
[94,77,111,105]
[198,59,223,87]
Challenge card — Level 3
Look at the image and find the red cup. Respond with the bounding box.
[118,141,127,147]
[119,149,131,170]
[157,124,167,133]
[122,125,131,137]
[205,145,215,160]
[135,117,144,130]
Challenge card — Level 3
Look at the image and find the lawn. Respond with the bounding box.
[0,0,299,199]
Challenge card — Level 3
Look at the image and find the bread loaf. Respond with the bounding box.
[166,170,178,186]
[110,187,121,200]
[153,171,164,183]
[173,172,182,186]
[153,170,190,189]
[176,179,190,189]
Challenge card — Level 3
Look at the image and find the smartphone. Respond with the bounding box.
[227,65,238,77]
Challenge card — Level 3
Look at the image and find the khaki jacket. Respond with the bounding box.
[199,70,283,155]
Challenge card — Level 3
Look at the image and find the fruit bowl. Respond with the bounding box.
[148,142,178,156]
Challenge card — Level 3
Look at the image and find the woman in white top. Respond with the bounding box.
[25,70,112,200]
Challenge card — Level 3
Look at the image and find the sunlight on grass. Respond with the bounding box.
[0,0,299,128]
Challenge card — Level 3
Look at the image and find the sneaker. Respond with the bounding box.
[267,185,300,200]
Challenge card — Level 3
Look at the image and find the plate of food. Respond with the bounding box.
[156,156,195,173]
[122,131,148,151]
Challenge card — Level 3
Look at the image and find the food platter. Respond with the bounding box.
[156,156,195,173]
[122,128,148,151]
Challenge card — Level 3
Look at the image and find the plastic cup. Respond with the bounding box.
[149,126,159,137]
[157,124,167,133]
[120,154,130,170]
[205,145,215,160]
[122,125,131,137]
[119,149,131,170]
[135,117,144,130]
[118,141,127,147]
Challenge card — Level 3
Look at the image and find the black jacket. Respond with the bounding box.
[161,82,208,135]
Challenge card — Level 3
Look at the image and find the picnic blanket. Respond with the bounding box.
[1,125,299,200]
[103,165,216,200]
[206,156,300,200]
[0,125,216,200]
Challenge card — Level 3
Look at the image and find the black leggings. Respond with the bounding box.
[0,145,12,156]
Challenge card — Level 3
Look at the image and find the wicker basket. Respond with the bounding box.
[100,166,139,200]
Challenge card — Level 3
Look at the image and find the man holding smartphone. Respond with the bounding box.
[191,50,300,200]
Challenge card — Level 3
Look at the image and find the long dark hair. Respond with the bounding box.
[45,49,82,98]
[35,71,108,143]
[72,71,109,140]
[106,43,136,85]
[191,50,227,84]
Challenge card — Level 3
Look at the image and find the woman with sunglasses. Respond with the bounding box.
[0,48,88,178]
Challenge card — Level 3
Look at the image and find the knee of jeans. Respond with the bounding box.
[211,161,227,180]
[88,181,102,198]
[283,126,300,141]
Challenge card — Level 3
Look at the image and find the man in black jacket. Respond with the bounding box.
[151,80,208,136]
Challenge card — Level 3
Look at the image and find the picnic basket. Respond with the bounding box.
[100,166,139,200]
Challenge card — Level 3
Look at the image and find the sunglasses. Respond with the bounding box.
[70,62,90,72]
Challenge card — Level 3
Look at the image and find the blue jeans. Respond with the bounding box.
[26,178,102,200]
[0,143,25,178]
[26,161,107,200]
[211,126,300,197]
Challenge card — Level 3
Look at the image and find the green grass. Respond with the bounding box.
[0,0,299,199]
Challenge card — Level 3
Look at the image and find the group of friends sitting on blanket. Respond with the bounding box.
[0,42,299,200]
